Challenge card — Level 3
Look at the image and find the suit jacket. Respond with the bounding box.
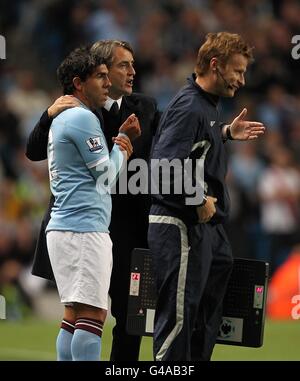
[26,93,160,280]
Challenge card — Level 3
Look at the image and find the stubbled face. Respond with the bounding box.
[215,53,248,97]
[108,47,135,99]
[82,64,111,109]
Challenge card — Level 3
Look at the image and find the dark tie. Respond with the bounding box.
[109,101,119,116]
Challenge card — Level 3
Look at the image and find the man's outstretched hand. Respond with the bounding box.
[119,113,141,142]
[228,108,265,140]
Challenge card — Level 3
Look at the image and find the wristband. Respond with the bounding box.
[226,125,234,140]
[200,195,208,206]
[117,132,128,138]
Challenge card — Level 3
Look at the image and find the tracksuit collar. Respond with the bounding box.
[187,73,219,106]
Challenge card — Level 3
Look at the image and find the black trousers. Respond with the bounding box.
[108,196,149,361]
[148,205,233,361]
[109,240,142,361]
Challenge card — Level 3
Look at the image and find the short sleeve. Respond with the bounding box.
[65,109,109,169]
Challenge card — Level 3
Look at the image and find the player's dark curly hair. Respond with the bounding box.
[57,45,107,94]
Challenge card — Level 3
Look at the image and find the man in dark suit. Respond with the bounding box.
[26,40,160,361]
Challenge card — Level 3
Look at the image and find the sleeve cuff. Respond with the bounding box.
[40,109,52,129]
[200,194,208,206]
[117,132,128,138]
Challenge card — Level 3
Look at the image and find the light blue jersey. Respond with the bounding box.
[46,104,125,233]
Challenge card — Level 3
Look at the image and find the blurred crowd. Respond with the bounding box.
[0,0,300,318]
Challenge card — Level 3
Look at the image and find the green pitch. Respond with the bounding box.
[0,318,299,361]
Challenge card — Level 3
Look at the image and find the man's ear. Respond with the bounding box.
[210,57,218,72]
[73,77,82,91]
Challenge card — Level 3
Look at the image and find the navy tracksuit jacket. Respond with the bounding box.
[148,74,233,361]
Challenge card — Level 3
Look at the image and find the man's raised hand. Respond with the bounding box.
[119,113,141,142]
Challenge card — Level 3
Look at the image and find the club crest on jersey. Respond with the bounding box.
[86,136,103,153]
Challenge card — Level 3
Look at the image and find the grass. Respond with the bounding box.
[0,318,299,361]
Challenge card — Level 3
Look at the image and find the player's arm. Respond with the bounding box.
[26,95,79,161]
[67,111,127,185]
[94,113,141,185]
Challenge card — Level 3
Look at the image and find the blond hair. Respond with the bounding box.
[195,32,254,76]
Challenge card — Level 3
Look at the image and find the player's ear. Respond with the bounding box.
[73,76,83,91]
